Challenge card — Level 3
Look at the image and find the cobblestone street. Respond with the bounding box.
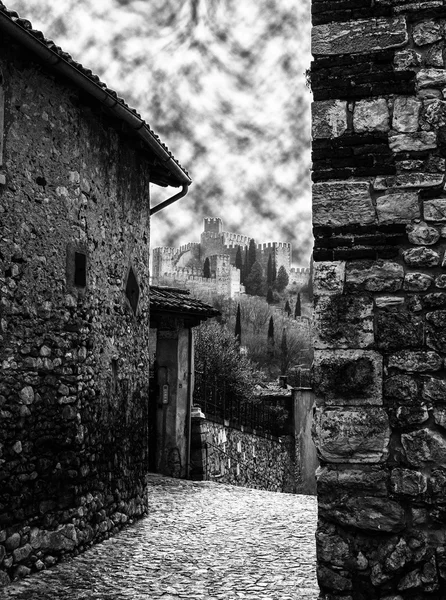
[2,475,318,600]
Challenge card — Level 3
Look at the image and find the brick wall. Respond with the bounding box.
[0,36,151,584]
[312,3,446,598]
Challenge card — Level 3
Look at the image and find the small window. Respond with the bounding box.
[125,266,140,316]
[74,252,87,287]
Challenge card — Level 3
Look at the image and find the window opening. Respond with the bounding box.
[125,266,140,316]
[74,252,87,287]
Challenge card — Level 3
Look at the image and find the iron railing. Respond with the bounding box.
[193,371,291,437]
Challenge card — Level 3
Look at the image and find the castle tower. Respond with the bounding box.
[203,217,222,234]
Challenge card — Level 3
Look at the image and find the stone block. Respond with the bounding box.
[384,374,420,403]
[314,295,374,349]
[434,407,446,429]
[417,68,446,89]
[426,310,446,352]
[424,199,446,222]
[376,192,420,225]
[346,260,404,292]
[423,292,446,308]
[19,386,34,405]
[353,98,389,133]
[313,181,375,228]
[317,466,388,497]
[312,100,348,139]
[30,524,78,552]
[312,261,345,295]
[312,17,408,56]
[314,349,382,406]
[389,132,437,152]
[424,99,446,127]
[402,428,446,466]
[391,404,429,428]
[374,173,444,189]
[320,496,405,532]
[422,376,446,403]
[403,247,440,267]
[315,407,390,463]
[392,96,421,133]
[435,274,446,288]
[394,49,421,71]
[406,222,440,245]
[376,311,424,350]
[375,296,405,308]
[403,272,433,291]
[388,350,442,372]
[413,21,443,46]
[391,468,427,496]
[317,565,352,592]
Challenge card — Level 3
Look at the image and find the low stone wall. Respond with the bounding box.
[190,416,295,493]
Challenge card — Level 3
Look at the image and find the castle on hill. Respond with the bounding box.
[151,218,309,299]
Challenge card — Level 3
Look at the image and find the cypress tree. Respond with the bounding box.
[235,303,242,346]
[294,293,301,318]
[280,327,288,374]
[267,254,273,288]
[248,238,257,273]
[266,287,274,304]
[244,246,249,283]
[267,316,275,357]
[203,257,211,278]
[245,261,264,296]
[276,265,289,292]
[284,299,291,316]
[235,246,242,271]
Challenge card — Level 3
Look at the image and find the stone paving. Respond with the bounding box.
[2,474,319,600]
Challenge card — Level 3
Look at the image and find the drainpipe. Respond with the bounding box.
[150,184,189,216]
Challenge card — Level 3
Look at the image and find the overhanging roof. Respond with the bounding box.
[150,286,220,324]
[0,2,191,188]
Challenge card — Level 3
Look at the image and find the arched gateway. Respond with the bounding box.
[312,2,446,598]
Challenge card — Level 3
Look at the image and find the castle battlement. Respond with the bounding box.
[290,267,310,274]
[178,242,200,254]
[203,217,222,234]
[153,246,178,256]
[256,242,291,251]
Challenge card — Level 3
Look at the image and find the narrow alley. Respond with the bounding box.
[2,475,318,600]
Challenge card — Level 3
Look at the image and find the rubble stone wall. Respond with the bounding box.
[312,3,446,598]
[190,417,296,493]
[0,37,151,584]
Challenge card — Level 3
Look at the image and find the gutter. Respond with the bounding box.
[150,184,189,216]
[0,11,192,188]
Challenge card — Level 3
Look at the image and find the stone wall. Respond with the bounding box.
[0,35,151,584]
[190,417,295,493]
[312,4,446,598]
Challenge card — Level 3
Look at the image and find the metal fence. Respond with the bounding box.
[193,371,290,437]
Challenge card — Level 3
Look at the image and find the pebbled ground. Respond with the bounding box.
[2,474,319,600]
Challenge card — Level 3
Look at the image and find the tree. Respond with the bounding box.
[294,293,301,318]
[243,246,249,284]
[245,260,264,296]
[276,265,289,292]
[248,239,257,274]
[235,303,242,346]
[266,287,274,305]
[267,254,273,288]
[203,257,211,278]
[235,245,243,272]
[284,299,291,316]
[267,316,275,358]
[195,320,257,403]
[280,327,288,374]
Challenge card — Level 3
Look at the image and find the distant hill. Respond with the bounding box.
[9,0,312,262]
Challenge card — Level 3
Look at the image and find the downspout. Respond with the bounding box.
[150,184,189,216]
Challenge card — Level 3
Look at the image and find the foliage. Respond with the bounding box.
[266,287,274,305]
[294,292,301,318]
[284,299,291,316]
[245,260,264,297]
[275,265,289,292]
[235,303,241,344]
[266,254,274,288]
[247,239,257,273]
[203,257,211,278]
[194,320,258,402]
[235,246,243,273]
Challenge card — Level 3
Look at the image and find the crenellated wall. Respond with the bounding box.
[312,3,446,598]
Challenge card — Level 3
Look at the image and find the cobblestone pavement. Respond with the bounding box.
[2,475,319,600]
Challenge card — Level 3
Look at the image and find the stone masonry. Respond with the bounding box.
[0,7,190,587]
[312,3,446,599]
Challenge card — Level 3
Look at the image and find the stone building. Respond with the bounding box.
[0,4,192,585]
[152,217,309,298]
[312,3,446,598]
